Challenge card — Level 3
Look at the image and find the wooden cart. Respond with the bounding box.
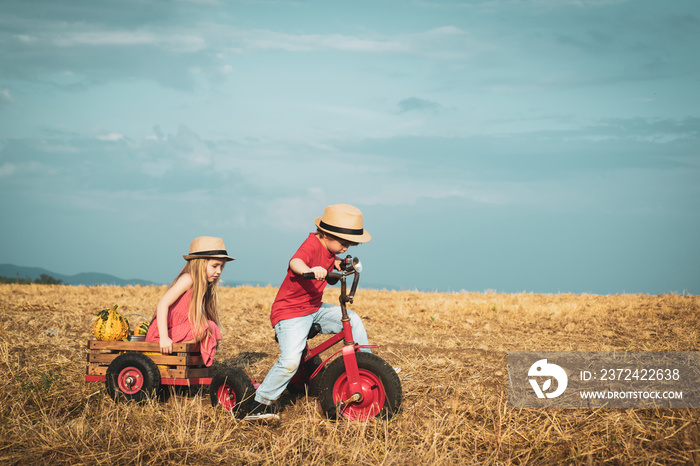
[86,340,211,384]
[85,339,254,416]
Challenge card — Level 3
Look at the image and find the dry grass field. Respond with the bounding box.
[1,283,698,465]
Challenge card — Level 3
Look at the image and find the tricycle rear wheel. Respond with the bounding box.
[209,367,255,418]
[286,355,325,397]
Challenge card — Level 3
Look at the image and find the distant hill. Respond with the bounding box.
[0,263,394,290]
[0,264,156,286]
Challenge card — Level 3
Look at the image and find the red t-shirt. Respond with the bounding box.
[270,233,335,327]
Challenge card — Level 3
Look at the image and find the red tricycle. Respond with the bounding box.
[283,255,402,420]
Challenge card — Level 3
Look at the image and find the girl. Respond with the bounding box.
[145,236,234,366]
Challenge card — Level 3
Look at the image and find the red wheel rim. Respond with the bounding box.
[217,384,236,411]
[117,366,144,395]
[332,369,385,420]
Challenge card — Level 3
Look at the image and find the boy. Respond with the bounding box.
[246,204,372,420]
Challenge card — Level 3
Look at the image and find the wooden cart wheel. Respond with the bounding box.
[106,352,161,403]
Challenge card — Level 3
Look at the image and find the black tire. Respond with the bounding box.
[318,352,402,420]
[307,356,327,397]
[286,355,324,397]
[209,367,255,418]
[106,352,161,404]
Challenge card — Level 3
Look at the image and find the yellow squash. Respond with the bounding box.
[93,304,130,341]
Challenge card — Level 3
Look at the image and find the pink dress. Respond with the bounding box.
[145,288,222,367]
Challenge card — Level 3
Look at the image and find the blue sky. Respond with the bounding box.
[1,0,698,294]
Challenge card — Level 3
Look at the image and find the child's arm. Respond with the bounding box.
[290,258,327,280]
[155,273,193,354]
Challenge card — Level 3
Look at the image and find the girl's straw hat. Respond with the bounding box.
[183,236,235,261]
[315,204,371,243]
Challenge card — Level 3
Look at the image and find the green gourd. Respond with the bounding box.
[135,321,150,336]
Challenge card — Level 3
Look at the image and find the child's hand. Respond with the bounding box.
[309,266,327,280]
[160,336,174,354]
[290,258,327,280]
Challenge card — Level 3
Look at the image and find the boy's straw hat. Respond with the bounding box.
[315,204,371,243]
[183,236,235,261]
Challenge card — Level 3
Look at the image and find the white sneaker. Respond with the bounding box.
[243,402,280,421]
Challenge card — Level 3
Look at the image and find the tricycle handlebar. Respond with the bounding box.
[299,256,361,305]
[301,272,341,285]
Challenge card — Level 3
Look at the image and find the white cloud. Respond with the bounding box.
[48,29,206,53]
[243,30,402,53]
[0,88,13,105]
[303,140,337,152]
[37,142,80,153]
[96,133,124,141]
[310,104,387,120]
[53,31,157,47]
[277,25,471,59]
[218,65,233,75]
[14,34,38,43]
[171,125,212,166]
[354,176,529,208]
[220,25,476,60]
[321,35,404,53]
[0,162,17,177]
[0,160,57,177]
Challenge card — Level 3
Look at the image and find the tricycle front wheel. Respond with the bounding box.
[318,352,402,421]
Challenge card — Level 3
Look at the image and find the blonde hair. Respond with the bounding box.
[171,258,223,340]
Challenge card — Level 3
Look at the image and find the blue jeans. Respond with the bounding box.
[254,303,370,405]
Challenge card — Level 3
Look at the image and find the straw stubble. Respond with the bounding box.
[0,284,698,464]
